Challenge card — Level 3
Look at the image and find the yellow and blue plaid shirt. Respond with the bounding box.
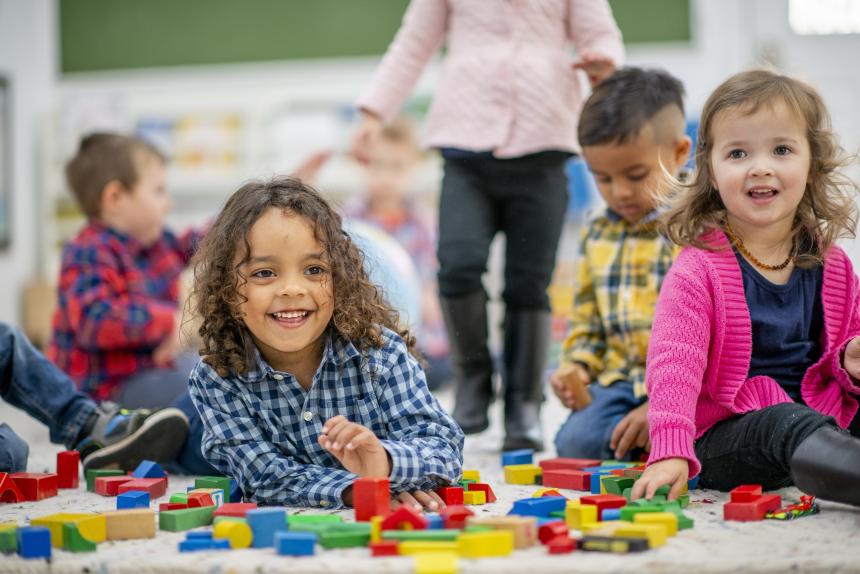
[562,209,677,398]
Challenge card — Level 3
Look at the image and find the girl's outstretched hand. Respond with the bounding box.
[319,415,390,478]
[630,458,689,501]
[394,489,445,513]
[842,336,860,381]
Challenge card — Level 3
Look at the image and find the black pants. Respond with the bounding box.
[436,152,569,310]
[695,402,860,491]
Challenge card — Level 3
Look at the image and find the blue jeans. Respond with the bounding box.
[0,323,98,472]
[554,380,645,460]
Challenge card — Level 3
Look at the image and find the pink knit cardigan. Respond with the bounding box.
[646,229,860,477]
[356,0,624,158]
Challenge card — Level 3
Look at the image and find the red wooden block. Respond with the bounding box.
[117,477,167,499]
[730,484,763,503]
[538,458,602,472]
[547,535,576,554]
[580,494,628,520]
[10,472,58,501]
[370,540,400,556]
[439,504,473,529]
[212,502,258,518]
[159,502,188,511]
[354,477,390,521]
[540,489,564,498]
[56,451,80,489]
[95,476,134,496]
[467,482,497,503]
[538,520,569,544]
[542,469,591,491]
[724,494,782,522]
[0,472,24,503]
[381,504,428,530]
[435,486,464,506]
[186,492,214,508]
[609,469,627,477]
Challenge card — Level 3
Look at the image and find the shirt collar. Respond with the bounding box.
[90,221,149,256]
[604,207,660,229]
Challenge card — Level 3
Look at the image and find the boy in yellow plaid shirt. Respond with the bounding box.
[550,68,691,461]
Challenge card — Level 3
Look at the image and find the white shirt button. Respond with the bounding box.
[303,411,313,422]
[272,374,284,381]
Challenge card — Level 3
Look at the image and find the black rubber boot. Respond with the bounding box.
[440,291,494,434]
[790,424,860,507]
[502,309,551,452]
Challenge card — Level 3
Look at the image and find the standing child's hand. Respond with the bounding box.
[351,111,383,164]
[549,363,592,410]
[630,458,689,501]
[572,51,616,86]
[609,400,650,460]
[319,416,390,478]
[842,336,860,381]
[394,490,445,513]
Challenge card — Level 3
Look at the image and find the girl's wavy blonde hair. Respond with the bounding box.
[190,176,417,376]
[662,69,858,267]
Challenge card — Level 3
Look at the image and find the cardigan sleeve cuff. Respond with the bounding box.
[647,424,701,478]
[832,339,860,395]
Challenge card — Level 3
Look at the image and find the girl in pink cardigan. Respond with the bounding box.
[632,70,860,507]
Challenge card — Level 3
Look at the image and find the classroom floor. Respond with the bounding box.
[1,388,859,574]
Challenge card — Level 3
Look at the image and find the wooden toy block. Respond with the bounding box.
[458,530,515,558]
[730,484,763,503]
[117,477,167,499]
[159,502,187,512]
[85,469,125,492]
[672,510,695,530]
[287,514,342,529]
[634,512,678,536]
[462,469,481,481]
[131,460,166,479]
[589,471,611,494]
[275,531,316,556]
[542,469,591,491]
[459,479,476,489]
[30,513,106,547]
[463,490,486,505]
[439,505,473,529]
[179,538,230,552]
[510,495,567,517]
[16,526,51,559]
[9,472,58,501]
[578,520,626,535]
[319,524,372,549]
[56,451,80,489]
[95,475,134,496]
[467,516,537,549]
[466,482,496,503]
[354,477,390,521]
[724,494,782,521]
[102,509,156,540]
[503,463,542,485]
[615,523,667,548]
[580,494,628,520]
[247,507,287,548]
[564,500,598,529]
[370,515,383,542]
[622,468,645,480]
[580,535,648,553]
[195,475,232,494]
[382,529,460,542]
[213,519,253,548]
[538,520,568,544]
[425,514,445,529]
[187,492,214,508]
[435,486,464,506]
[62,523,96,553]
[170,492,189,504]
[117,490,150,509]
[501,449,534,466]
[601,476,635,495]
[381,504,429,530]
[539,457,602,472]
[370,539,399,556]
[398,540,459,555]
[159,506,214,532]
[0,473,23,503]
[533,487,563,497]
[414,551,458,574]
[463,525,494,533]
[0,522,18,553]
[189,487,224,507]
[547,535,576,554]
[603,508,623,521]
[212,501,257,519]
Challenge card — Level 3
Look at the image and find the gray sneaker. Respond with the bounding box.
[77,402,189,472]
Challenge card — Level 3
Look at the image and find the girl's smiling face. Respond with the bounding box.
[237,208,334,374]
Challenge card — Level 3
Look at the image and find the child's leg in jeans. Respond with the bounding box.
[0,423,29,472]
[168,392,218,475]
[0,322,97,448]
[115,352,199,409]
[554,380,643,460]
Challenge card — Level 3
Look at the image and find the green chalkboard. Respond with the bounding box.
[59,0,691,74]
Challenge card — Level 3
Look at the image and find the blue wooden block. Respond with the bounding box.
[17,527,51,559]
[131,460,166,479]
[687,476,700,490]
[583,464,626,472]
[590,471,612,494]
[117,490,150,509]
[509,496,567,517]
[424,514,445,530]
[275,532,316,556]
[536,517,565,527]
[179,538,230,552]
[602,508,622,521]
[186,530,214,540]
[501,449,534,467]
[247,507,287,548]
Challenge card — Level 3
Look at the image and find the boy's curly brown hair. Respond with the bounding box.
[190,176,417,376]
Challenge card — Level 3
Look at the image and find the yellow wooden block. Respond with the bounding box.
[615,523,668,548]
[213,520,252,548]
[634,512,678,536]
[467,516,537,549]
[0,522,17,531]
[565,500,598,529]
[30,513,106,547]
[458,530,514,558]
[399,541,459,555]
[102,509,156,540]
[502,464,542,485]
[679,482,689,496]
[462,470,480,482]
[533,488,563,498]
[370,515,383,543]
[579,520,624,535]
[414,552,458,574]
[463,491,486,505]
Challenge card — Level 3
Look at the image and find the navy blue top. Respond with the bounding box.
[737,252,824,401]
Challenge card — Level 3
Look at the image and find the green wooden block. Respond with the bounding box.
[287,514,343,527]
[627,498,656,507]
[602,476,635,495]
[678,494,690,508]
[319,529,370,549]
[549,510,566,519]
[620,505,663,522]
[459,479,476,489]
[159,506,214,532]
[654,485,671,497]
[672,510,694,530]
[462,525,494,534]
[195,476,232,494]
[0,526,17,554]
[62,523,96,553]
[382,529,461,541]
[169,493,189,504]
[85,469,125,492]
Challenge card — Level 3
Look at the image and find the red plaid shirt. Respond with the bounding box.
[47,222,202,400]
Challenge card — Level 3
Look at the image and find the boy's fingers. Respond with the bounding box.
[636,426,650,448]
[324,420,353,443]
[427,490,445,509]
[412,490,439,511]
[396,492,422,511]
[609,418,628,450]
[321,415,347,434]
[346,430,374,450]
[335,426,363,450]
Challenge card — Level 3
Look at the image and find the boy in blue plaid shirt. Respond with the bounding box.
[550,68,691,461]
[188,177,463,510]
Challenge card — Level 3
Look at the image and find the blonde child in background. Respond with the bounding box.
[632,70,860,507]
[188,177,463,509]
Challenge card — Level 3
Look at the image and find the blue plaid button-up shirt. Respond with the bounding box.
[188,327,464,509]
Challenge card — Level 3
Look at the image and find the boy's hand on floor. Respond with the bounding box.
[630,458,689,501]
[319,415,390,478]
[549,363,591,410]
[609,400,650,459]
[393,490,445,513]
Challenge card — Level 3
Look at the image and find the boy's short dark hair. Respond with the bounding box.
[65,133,166,219]
[578,67,686,147]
